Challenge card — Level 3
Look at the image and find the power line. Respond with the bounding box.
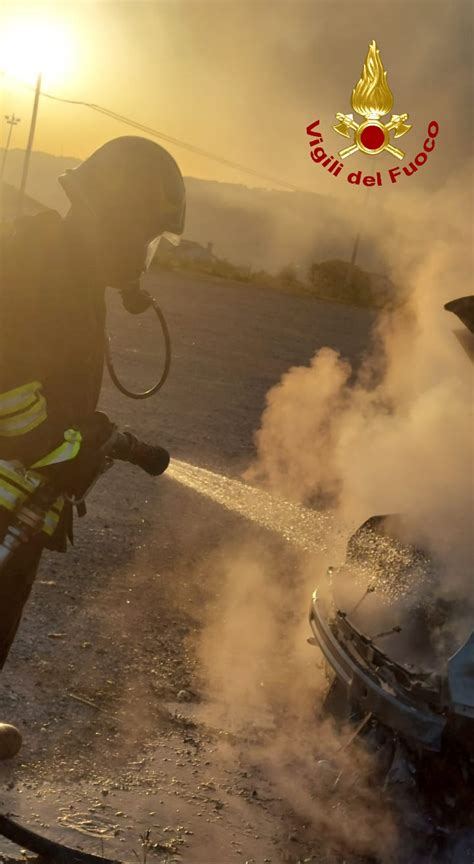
[5,74,309,194]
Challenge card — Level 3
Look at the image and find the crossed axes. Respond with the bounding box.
[333,112,411,160]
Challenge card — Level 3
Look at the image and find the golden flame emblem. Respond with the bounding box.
[351,40,393,119]
[333,40,411,160]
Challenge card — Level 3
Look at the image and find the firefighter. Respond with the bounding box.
[0,136,186,757]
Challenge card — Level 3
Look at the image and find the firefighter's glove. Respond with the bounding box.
[79,412,115,448]
[45,412,114,496]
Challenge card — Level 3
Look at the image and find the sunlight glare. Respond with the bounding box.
[0,15,75,86]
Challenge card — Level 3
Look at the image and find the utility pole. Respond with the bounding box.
[344,229,361,293]
[344,187,370,294]
[0,113,21,181]
[17,72,42,218]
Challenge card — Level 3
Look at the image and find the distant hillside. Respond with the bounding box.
[0,181,49,220]
[182,177,386,274]
[1,149,78,215]
[0,148,389,273]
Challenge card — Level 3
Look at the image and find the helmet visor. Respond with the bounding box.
[144,231,181,270]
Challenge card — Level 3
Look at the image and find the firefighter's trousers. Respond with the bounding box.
[0,540,43,670]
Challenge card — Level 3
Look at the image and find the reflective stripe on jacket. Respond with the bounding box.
[0,381,82,537]
[32,428,82,468]
[0,381,47,437]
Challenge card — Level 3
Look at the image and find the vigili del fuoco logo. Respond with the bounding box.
[306,40,439,187]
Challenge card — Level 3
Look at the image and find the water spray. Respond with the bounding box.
[167,459,335,555]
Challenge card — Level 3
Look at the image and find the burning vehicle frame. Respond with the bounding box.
[306,295,474,859]
[309,563,474,754]
[307,542,474,858]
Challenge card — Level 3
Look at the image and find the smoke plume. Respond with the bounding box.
[198,541,398,861]
[248,168,473,615]
[196,166,472,860]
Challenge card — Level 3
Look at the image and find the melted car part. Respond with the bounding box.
[309,588,447,750]
[310,513,473,751]
[448,633,474,720]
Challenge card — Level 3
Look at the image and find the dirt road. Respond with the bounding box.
[0,270,374,864]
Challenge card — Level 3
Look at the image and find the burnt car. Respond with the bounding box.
[308,297,474,862]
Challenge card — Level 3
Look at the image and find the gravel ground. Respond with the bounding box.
[0,269,374,864]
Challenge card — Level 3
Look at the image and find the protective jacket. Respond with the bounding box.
[0,209,107,547]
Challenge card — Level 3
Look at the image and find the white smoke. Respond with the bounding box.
[248,167,473,621]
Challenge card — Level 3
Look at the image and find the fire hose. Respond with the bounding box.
[0,813,121,863]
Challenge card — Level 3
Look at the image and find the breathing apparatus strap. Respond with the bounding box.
[106,290,171,399]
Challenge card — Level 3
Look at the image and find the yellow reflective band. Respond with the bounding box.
[52,495,64,513]
[42,499,64,536]
[0,461,42,495]
[0,480,28,512]
[0,381,42,417]
[32,429,82,468]
[0,393,47,437]
[42,514,58,536]
[0,462,64,535]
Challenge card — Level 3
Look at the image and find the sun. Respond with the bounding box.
[0,14,75,87]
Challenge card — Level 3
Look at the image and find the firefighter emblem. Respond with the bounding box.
[333,40,411,160]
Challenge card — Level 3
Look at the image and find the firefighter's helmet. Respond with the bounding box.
[59,136,186,242]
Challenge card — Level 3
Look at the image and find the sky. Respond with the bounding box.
[0,0,472,195]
